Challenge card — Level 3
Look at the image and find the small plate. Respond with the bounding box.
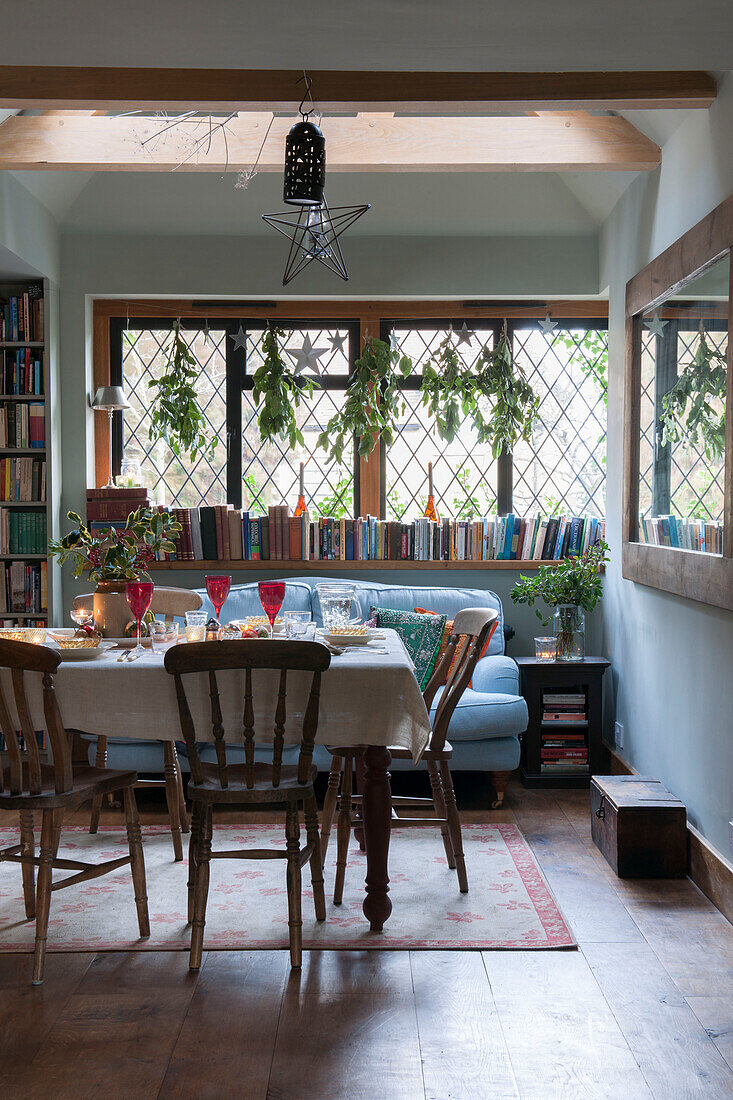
[321,629,376,646]
[52,641,115,662]
[107,636,153,649]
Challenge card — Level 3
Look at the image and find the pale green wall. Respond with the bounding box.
[600,75,733,857]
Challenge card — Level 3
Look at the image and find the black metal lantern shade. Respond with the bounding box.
[283,120,326,206]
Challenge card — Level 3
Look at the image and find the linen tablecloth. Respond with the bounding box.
[8,630,430,761]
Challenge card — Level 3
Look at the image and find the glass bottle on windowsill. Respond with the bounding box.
[423,462,440,522]
[293,462,307,518]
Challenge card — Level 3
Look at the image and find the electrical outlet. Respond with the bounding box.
[614,722,624,750]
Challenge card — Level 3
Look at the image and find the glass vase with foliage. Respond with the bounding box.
[659,322,727,461]
[252,325,320,449]
[147,319,217,463]
[49,506,181,583]
[510,541,609,659]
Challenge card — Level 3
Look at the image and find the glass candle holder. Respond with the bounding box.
[185,610,206,643]
[149,620,179,654]
[535,636,558,661]
[23,627,47,645]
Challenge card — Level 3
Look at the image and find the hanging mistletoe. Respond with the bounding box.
[659,322,727,461]
[148,319,217,462]
[317,335,412,463]
[251,325,320,449]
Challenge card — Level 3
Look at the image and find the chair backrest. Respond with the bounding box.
[423,607,499,752]
[74,586,203,623]
[164,640,331,790]
[0,640,70,797]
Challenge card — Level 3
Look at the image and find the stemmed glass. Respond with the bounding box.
[206,574,231,626]
[125,580,154,655]
[258,581,285,638]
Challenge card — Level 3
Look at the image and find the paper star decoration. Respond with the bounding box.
[455,322,475,347]
[262,196,370,285]
[644,312,668,338]
[228,325,247,350]
[539,313,558,336]
[287,334,328,375]
[329,331,348,355]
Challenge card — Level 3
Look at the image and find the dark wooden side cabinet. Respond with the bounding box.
[517,657,611,789]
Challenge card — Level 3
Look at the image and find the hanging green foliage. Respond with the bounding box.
[147,319,217,462]
[419,332,475,443]
[659,322,727,461]
[251,326,320,449]
[317,335,412,464]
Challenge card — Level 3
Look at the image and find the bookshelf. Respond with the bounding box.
[145,558,564,572]
[0,279,52,627]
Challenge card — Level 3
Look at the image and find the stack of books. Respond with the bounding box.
[0,509,47,554]
[0,560,47,614]
[86,487,151,526]
[0,284,44,343]
[0,457,46,501]
[0,401,45,448]
[639,514,723,555]
[0,349,44,395]
[540,691,589,773]
[166,507,606,564]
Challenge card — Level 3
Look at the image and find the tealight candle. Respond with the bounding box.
[24,627,47,645]
[535,636,558,661]
[185,625,206,643]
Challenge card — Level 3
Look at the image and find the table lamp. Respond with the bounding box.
[92,385,129,488]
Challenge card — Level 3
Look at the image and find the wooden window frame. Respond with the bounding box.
[623,196,733,610]
[93,297,608,522]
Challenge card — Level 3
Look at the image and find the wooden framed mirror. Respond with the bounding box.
[624,196,733,610]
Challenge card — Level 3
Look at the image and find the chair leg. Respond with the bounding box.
[285,805,303,969]
[32,808,59,986]
[187,800,203,925]
[333,754,353,906]
[320,756,342,860]
[163,740,184,862]
[19,809,35,919]
[304,794,326,922]
[427,759,455,869]
[172,743,189,834]
[440,762,468,893]
[123,785,150,938]
[189,803,212,971]
[89,734,108,834]
[491,770,512,810]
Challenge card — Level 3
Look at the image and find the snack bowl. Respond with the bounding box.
[48,631,101,650]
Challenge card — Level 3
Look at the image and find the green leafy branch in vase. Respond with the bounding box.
[510,540,610,627]
[252,326,320,449]
[148,319,217,462]
[317,335,412,463]
[48,506,181,584]
[659,322,727,461]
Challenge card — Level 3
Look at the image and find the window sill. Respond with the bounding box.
[145,558,565,571]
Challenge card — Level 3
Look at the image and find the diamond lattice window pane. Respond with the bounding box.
[122,328,228,507]
[669,328,726,521]
[385,328,498,521]
[638,330,656,518]
[511,327,608,516]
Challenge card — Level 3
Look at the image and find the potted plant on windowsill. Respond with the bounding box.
[48,506,181,637]
[510,541,609,660]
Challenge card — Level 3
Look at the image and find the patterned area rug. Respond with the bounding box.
[0,824,575,951]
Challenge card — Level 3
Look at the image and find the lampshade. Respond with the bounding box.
[283,120,326,206]
[92,385,129,411]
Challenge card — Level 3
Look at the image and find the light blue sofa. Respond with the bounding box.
[87,577,527,801]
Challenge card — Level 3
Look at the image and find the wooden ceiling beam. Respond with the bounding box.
[0,111,661,172]
[0,67,716,112]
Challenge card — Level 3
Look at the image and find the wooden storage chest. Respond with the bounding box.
[590,775,687,878]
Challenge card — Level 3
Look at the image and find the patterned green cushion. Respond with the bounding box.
[370,606,447,691]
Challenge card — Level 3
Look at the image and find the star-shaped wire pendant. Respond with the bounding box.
[539,313,558,336]
[329,331,348,355]
[454,321,475,347]
[644,312,668,338]
[228,324,247,350]
[287,334,328,375]
[262,196,370,285]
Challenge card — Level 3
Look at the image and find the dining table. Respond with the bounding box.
[8,629,431,932]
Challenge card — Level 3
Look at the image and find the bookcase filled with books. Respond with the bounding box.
[0,280,51,626]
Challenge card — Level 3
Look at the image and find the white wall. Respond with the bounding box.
[600,75,733,857]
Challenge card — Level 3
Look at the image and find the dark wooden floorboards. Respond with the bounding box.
[0,782,731,1098]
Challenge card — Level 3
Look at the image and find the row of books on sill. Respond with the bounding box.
[0,401,45,449]
[0,457,46,502]
[638,514,724,555]
[0,349,45,395]
[0,285,44,343]
[0,510,47,555]
[87,490,606,563]
[540,692,589,774]
[0,561,48,615]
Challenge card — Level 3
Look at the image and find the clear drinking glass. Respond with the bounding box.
[149,620,179,653]
[284,611,313,638]
[185,610,207,642]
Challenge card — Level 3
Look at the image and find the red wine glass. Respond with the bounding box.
[206,574,231,625]
[258,581,285,638]
[125,580,154,655]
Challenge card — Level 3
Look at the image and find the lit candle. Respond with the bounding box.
[535,636,558,661]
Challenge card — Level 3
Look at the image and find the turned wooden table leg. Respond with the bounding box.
[361,744,392,932]
[354,751,366,851]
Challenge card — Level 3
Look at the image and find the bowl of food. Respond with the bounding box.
[48,631,102,650]
[230,616,285,637]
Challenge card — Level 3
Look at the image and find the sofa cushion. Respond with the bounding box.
[471,654,521,695]
[430,688,528,742]
[370,606,446,690]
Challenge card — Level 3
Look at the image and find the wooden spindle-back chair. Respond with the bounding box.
[163,638,331,970]
[321,608,499,900]
[75,587,203,858]
[0,640,149,984]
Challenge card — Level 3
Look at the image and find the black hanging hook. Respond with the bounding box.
[297,71,315,120]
